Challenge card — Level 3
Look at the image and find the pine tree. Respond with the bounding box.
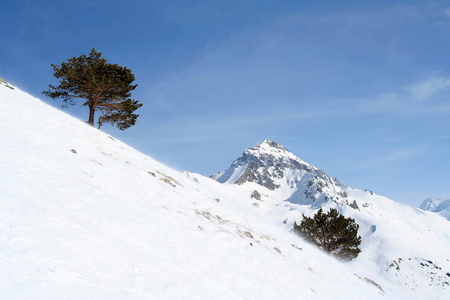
[293,208,361,261]
[43,48,143,130]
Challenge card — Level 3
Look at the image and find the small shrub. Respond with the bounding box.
[293,208,361,261]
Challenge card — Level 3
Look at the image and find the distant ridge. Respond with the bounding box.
[420,196,450,221]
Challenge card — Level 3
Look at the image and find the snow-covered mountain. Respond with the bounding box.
[213,139,357,209]
[1,83,449,299]
[213,139,450,297]
[420,196,450,221]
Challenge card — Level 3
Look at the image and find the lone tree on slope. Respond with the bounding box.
[43,48,143,130]
[293,208,361,261]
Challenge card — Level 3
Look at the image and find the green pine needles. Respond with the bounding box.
[293,208,362,261]
[43,48,143,130]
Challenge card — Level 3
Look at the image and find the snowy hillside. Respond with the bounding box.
[0,84,397,299]
[420,196,450,221]
[213,139,450,298]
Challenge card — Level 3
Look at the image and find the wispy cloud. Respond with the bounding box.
[147,135,225,145]
[406,76,450,100]
[360,92,404,114]
[141,109,328,145]
[381,134,450,143]
[348,146,427,172]
[444,8,450,17]
[359,75,450,115]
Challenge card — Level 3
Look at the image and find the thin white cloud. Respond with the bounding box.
[348,146,427,172]
[406,76,450,100]
[148,135,223,144]
[444,8,450,17]
[381,134,450,142]
[406,103,450,115]
[359,75,450,114]
[360,92,404,114]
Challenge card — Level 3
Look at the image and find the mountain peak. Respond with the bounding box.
[212,139,354,208]
[212,139,309,189]
[257,139,286,150]
[419,196,442,211]
[244,139,301,163]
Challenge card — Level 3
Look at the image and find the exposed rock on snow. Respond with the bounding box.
[0,77,14,90]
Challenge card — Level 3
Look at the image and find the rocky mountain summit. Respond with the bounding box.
[212,139,358,209]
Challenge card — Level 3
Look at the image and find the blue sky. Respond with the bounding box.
[1,0,450,206]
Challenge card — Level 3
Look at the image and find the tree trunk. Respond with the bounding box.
[88,105,95,126]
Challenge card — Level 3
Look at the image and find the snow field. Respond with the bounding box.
[0,86,388,299]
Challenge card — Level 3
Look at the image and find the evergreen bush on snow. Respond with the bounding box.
[293,208,361,261]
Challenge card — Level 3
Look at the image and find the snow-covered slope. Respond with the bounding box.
[0,85,395,299]
[214,139,450,298]
[420,196,450,221]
